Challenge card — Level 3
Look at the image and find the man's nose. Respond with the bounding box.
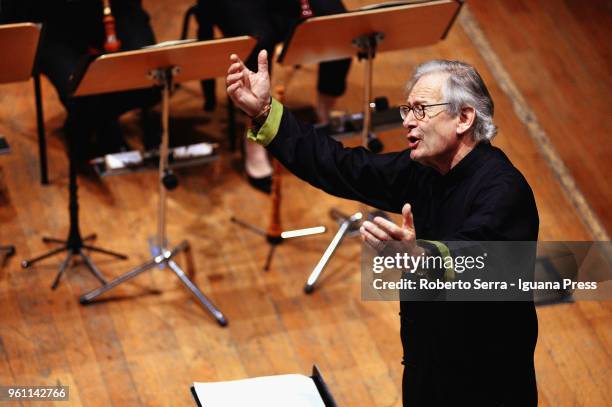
[402,112,417,129]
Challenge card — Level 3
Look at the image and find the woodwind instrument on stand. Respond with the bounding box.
[230,81,326,271]
[266,85,286,242]
[102,0,121,52]
[299,0,314,19]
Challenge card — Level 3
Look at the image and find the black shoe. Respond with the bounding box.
[247,173,272,194]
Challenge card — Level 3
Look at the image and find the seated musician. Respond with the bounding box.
[0,0,161,162]
[195,0,352,193]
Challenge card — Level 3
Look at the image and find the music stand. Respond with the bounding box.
[0,23,40,84]
[278,0,463,292]
[77,36,256,326]
[19,29,130,290]
[0,23,43,266]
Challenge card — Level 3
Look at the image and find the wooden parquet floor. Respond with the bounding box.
[0,1,609,406]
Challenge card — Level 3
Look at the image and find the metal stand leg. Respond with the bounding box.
[79,250,109,285]
[0,245,15,266]
[263,244,277,272]
[80,257,159,303]
[167,257,227,325]
[80,68,226,326]
[231,216,326,271]
[230,216,267,236]
[21,245,67,267]
[304,212,362,294]
[51,252,73,290]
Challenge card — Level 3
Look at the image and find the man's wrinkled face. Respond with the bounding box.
[403,73,460,171]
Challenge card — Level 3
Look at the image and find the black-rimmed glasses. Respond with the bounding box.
[399,103,450,120]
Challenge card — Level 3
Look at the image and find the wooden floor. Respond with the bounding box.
[0,1,610,406]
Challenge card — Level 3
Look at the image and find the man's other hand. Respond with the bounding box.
[360,203,418,253]
[226,49,271,118]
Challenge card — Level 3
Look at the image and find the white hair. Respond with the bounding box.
[406,60,497,142]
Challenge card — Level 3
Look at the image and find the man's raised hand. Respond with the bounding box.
[226,49,271,118]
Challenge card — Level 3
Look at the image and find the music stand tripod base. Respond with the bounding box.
[20,120,128,290]
[22,233,127,290]
[231,216,326,271]
[79,240,228,327]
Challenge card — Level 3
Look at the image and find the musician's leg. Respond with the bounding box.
[113,2,156,50]
[194,1,217,111]
[316,59,352,124]
[105,3,160,153]
[311,0,352,124]
[37,38,99,160]
[207,0,278,192]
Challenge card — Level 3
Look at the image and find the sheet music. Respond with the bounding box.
[193,374,325,407]
[141,39,197,49]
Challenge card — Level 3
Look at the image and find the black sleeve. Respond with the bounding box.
[266,107,425,212]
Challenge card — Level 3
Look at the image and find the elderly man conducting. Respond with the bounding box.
[227,50,539,406]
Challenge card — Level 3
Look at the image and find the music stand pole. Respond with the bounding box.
[356,33,384,147]
[303,32,384,293]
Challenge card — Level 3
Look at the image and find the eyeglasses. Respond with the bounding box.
[399,103,450,120]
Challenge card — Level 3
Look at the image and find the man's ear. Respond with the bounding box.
[456,106,476,135]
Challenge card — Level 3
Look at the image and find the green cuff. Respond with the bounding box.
[246,97,283,146]
[418,239,455,282]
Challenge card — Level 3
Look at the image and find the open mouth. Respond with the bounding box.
[407,135,421,149]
